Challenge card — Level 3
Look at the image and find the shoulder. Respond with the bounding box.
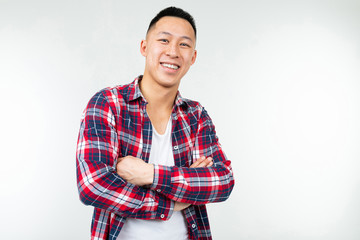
[88,82,133,108]
[179,98,215,131]
[98,82,132,101]
[181,98,202,114]
[181,98,211,120]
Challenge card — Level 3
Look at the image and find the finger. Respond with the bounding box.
[190,156,206,168]
[195,156,206,163]
[206,160,213,167]
[201,157,213,167]
[189,161,199,168]
[195,157,211,168]
[202,157,212,167]
[206,157,213,166]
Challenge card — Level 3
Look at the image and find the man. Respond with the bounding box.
[76,6,234,240]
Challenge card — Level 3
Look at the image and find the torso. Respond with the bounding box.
[116,117,188,240]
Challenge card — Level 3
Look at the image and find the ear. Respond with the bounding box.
[191,49,197,65]
[140,40,147,57]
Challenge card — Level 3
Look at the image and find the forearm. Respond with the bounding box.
[77,158,173,220]
[116,156,155,186]
[150,158,234,205]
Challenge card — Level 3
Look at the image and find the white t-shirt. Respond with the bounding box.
[117,118,188,240]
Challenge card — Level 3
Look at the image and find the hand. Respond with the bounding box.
[116,156,154,186]
[173,156,213,211]
[190,156,213,168]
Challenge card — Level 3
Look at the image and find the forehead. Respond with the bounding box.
[148,16,195,41]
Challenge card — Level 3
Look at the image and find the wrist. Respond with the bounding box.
[147,163,154,185]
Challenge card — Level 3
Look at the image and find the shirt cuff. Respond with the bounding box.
[151,164,172,195]
[155,193,174,221]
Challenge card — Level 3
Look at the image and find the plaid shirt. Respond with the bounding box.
[76,76,234,240]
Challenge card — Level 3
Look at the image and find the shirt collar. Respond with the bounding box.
[126,75,188,109]
[174,91,187,108]
[126,76,144,102]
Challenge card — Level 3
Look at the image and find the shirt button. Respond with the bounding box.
[173,146,178,150]
[160,214,165,219]
[156,189,161,193]
[192,224,196,228]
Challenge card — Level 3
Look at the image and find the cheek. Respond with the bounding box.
[184,53,195,66]
[147,44,163,55]
[147,49,163,63]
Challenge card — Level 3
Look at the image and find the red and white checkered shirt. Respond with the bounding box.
[76,76,234,239]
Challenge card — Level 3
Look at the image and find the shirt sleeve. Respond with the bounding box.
[76,90,174,220]
[150,106,235,205]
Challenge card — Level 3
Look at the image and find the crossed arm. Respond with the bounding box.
[116,155,214,211]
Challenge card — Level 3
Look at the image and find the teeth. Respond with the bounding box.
[161,63,179,70]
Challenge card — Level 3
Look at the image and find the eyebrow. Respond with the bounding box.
[158,31,193,42]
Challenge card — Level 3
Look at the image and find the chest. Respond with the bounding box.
[116,104,198,167]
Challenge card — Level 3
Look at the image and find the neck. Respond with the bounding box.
[139,76,179,112]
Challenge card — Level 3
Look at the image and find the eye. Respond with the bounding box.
[180,43,190,47]
[159,39,169,43]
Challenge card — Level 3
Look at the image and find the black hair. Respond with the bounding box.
[147,6,197,38]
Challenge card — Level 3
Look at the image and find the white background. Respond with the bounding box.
[1,0,359,239]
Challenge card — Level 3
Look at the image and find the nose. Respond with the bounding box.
[165,43,179,58]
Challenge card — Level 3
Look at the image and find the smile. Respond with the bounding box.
[161,63,180,70]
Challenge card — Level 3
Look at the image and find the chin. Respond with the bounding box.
[158,80,179,89]
[156,75,181,88]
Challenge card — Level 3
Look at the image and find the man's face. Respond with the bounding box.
[140,16,197,89]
